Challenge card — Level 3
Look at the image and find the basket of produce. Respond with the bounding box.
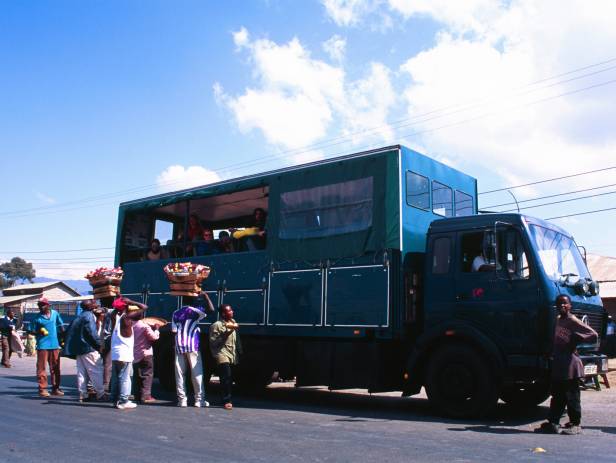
[164,262,210,296]
[86,267,124,299]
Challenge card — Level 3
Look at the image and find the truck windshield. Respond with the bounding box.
[528,224,591,282]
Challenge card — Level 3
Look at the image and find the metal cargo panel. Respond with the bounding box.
[222,289,265,325]
[325,265,389,327]
[268,270,323,326]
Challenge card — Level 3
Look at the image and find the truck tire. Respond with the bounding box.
[425,344,498,418]
[500,383,550,408]
[157,343,176,392]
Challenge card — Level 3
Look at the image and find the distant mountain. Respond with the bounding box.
[33,277,92,295]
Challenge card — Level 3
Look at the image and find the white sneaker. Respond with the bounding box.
[177,401,187,407]
[116,401,137,410]
[194,400,210,408]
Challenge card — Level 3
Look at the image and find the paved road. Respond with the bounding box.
[1,356,615,462]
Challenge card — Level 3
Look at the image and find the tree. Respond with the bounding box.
[0,257,36,288]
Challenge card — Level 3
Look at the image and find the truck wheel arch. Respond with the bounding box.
[402,324,505,396]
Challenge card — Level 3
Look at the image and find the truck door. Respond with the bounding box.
[454,227,541,353]
[424,233,456,325]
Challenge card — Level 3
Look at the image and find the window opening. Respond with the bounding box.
[432,181,453,217]
[406,171,430,210]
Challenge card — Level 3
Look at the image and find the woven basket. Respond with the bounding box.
[89,276,122,287]
[169,290,200,297]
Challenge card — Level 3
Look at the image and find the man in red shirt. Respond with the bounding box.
[536,295,598,435]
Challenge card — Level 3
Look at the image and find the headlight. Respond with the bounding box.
[575,279,590,295]
[589,280,600,296]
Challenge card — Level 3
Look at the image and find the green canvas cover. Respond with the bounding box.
[268,150,400,260]
[115,148,401,265]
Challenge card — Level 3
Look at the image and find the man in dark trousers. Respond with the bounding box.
[209,304,241,410]
[1,309,17,367]
[536,294,598,435]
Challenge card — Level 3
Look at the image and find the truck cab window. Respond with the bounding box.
[432,181,453,217]
[432,237,451,274]
[460,231,499,273]
[504,229,530,279]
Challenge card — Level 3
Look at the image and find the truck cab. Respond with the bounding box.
[411,213,606,416]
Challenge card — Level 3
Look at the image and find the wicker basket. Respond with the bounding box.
[93,284,121,299]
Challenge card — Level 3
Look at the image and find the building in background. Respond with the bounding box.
[587,254,616,318]
[0,281,84,325]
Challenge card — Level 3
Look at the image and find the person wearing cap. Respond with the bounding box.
[30,298,65,397]
[64,300,106,402]
[108,297,146,410]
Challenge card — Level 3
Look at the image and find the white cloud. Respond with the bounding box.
[323,34,346,62]
[156,165,221,193]
[394,0,616,196]
[232,27,249,49]
[321,0,378,26]
[35,191,56,204]
[215,30,396,155]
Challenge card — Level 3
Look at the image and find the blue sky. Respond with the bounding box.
[2,0,616,279]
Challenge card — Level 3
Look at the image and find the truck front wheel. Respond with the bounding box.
[425,344,498,418]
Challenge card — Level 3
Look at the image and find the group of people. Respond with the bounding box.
[145,207,267,261]
[1,291,600,431]
[21,292,241,411]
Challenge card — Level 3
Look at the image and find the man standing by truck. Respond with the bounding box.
[536,295,598,435]
[209,304,241,410]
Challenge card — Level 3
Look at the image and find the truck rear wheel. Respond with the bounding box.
[233,365,276,392]
[500,383,550,408]
[425,344,498,418]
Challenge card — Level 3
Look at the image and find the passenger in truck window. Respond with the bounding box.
[187,214,203,256]
[217,230,235,253]
[145,239,167,261]
[231,208,267,251]
[195,229,220,256]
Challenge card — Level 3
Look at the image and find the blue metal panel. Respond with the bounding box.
[145,293,179,320]
[400,146,478,256]
[222,289,265,325]
[268,270,323,326]
[325,265,389,327]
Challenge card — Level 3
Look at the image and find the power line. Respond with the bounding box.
[498,190,616,213]
[482,182,616,209]
[0,247,114,254]
[2,56,616,219]
[480,165,616,195]
[546,207,616,221]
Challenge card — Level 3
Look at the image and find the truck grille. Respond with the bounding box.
[572,310,603,342]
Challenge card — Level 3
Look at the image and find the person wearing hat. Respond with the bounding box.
[30,298,65,397]
[108,297,146,410]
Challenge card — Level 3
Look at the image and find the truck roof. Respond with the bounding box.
[429,213,573,238]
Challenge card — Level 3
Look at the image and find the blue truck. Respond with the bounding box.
[116,145,607,417]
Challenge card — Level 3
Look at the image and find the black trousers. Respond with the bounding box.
[548,379,582,425]
[218,363,233,404]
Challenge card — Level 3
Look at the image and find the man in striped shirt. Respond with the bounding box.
[171,291,215,407]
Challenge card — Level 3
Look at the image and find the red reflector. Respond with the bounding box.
[353,330,361,335]
[445,330,455,336]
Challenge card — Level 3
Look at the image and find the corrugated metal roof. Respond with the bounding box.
[0,294,38,305]
[1,281,60,293]
[587,253,616,299]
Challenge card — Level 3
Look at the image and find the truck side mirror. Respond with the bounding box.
[578,245,587,264]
